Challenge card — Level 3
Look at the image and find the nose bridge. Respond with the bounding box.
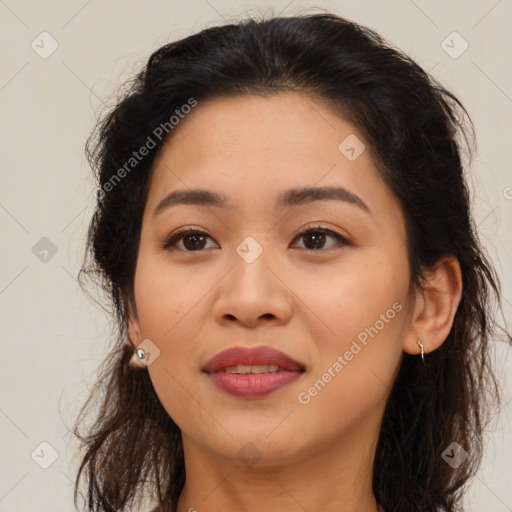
[230,233,276,294]
[213,233,292,326]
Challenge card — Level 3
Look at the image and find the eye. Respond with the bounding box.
[161,228,218,252]
[291,226,349,252]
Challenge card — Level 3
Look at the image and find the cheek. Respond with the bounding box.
[299,250,409,410]
[305,252,408,341]
[294,275,406,447]
[133,254,202,339]
[133,257,209,425]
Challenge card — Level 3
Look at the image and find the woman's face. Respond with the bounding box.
[129,92,416,467]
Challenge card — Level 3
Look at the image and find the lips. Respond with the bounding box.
[203,346,305,398]
[202,346,305,374]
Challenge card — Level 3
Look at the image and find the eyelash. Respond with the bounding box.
[160,225,350,253]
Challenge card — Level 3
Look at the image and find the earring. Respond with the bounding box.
[129,346,147,369]
[135,347,146,361]
[417,339,425,362]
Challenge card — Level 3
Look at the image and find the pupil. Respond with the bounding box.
[305,232,325,249]
[184,234,206,250]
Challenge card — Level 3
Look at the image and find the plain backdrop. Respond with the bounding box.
[1,1,511,511]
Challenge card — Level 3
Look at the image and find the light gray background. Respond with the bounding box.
[1,1,511,511]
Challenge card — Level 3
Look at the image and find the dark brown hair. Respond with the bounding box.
[75,12,510,512]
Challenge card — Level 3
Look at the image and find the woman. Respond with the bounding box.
[75,12,508,512]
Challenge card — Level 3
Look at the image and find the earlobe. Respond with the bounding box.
[403,255,463,357]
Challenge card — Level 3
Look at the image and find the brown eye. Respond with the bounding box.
[162,229,218,251]
[292,227,349,251]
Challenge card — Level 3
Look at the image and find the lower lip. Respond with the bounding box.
[206,370,303,398]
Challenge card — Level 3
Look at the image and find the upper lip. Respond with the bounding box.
[203,346,305,373]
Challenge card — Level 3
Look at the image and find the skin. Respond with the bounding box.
[127,92,462,512]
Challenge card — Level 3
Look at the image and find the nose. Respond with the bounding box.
[212,247,293,329]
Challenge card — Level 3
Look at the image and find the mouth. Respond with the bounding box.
[203,346,305,398]
[219,364,283,374]
[202,345,305,374]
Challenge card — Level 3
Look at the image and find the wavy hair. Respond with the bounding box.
[75,12,509,512]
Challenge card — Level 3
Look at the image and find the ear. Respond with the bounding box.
[126,299,142,348]
[403,255,463,356]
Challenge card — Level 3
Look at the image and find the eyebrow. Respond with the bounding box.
[152,185,370,218]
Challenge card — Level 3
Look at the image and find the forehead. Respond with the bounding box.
[145,93,401,227]
[155,93,366,169]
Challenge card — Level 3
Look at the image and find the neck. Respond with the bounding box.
[176,415,384,512]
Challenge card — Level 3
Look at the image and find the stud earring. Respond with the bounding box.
[129,346,148,369]
[135,347,146,360]
[417,339,425,362]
